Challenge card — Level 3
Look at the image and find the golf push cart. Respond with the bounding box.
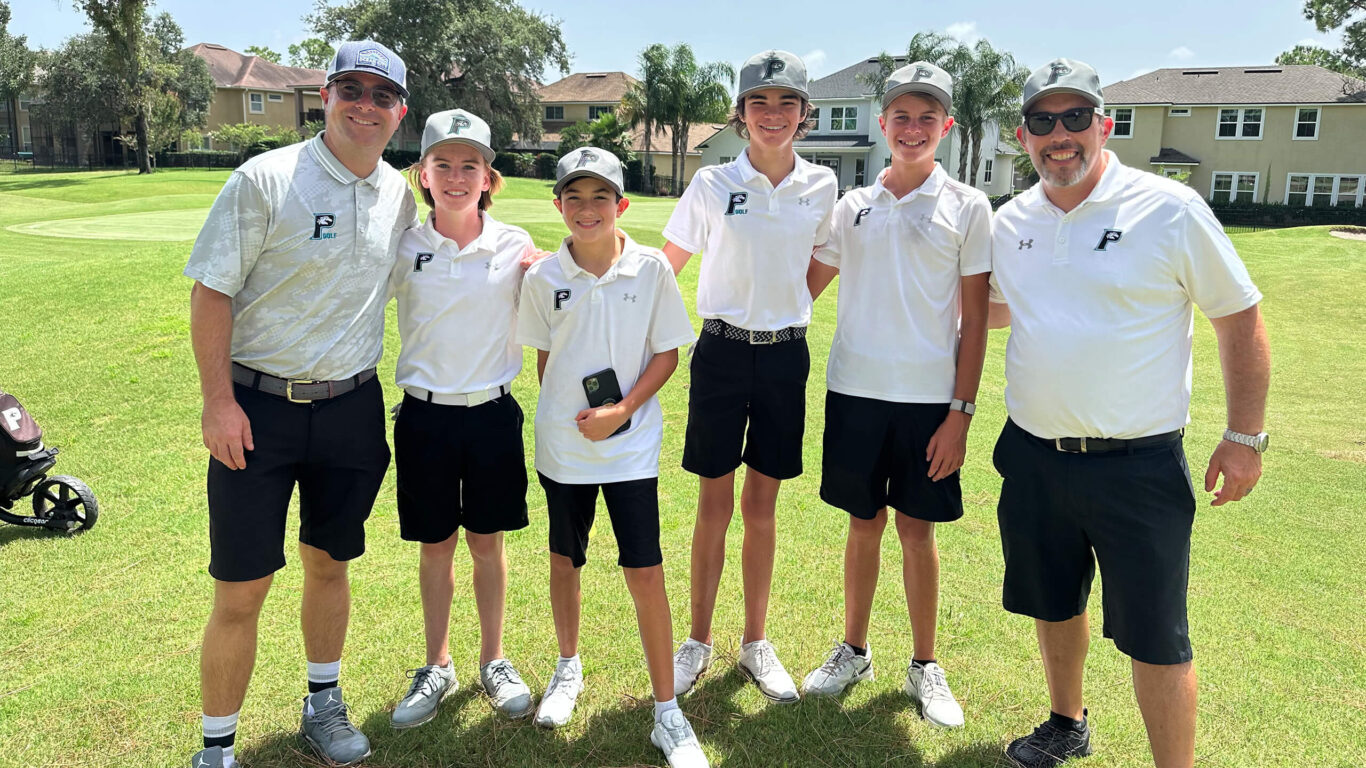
[1,388,99,533]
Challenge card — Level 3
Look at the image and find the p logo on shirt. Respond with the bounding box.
[853,207,873,227]
[1094,229,1124,251]
[553,289,572,310]
[725,192,748,216]
[311,213,337,240]
[414,252,433,272]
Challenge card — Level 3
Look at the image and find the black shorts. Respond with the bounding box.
[207,376,390,582]
[820,392,963,522]
[993,419,1197,665]
[537,473,662,569]
[681,329,810,480]
[394,392,529,542]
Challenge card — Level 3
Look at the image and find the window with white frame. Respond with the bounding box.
[1168,107,1191,117]
[1286,173,1364,207]
[18,95,32,111]
[718,156,734,165]
[984,159,994,183]
[1217,107,1262,139]
[20,125,30,151]
[830,106,857,131]
[249,93,264,114]
[855,158,866,186]
[1210,172,1258,203]
[1105,107,1133,137]
[588,105,614,119]
[268,93,283,102]
[809,106,820,128]
[1294,107,1320,140]
[545,105,564,120]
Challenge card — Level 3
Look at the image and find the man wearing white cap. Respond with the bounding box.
[185,39,414,768]
[989,58,1269,768]
[386,108,539,730]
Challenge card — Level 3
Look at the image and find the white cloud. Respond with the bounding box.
[945,21,982,44]
[803,49,828,80]
[1169,46,1195,60]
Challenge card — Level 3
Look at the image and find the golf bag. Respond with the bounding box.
[0,389,99,532]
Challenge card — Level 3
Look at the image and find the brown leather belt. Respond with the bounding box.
[231,363,377,403]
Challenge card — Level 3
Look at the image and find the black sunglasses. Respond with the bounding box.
[1023,107,1102,136]
[330,79,402,109]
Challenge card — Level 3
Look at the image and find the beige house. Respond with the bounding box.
[1,94,36,157]
[511,71,716,185]
[185,43,326,149]
[1101,65,1366,206]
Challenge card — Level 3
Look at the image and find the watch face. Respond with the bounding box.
[1255,433,1269,452]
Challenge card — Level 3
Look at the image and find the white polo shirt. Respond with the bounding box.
[990,151,1262,439]
[663,149,837,331]
[184,133,418,380]
[815,165,992,402]
[391,211,533,395]
[517,233,696,484]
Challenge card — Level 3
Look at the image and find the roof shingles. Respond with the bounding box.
[1103,65,1366,106]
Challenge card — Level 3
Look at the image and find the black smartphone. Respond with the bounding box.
[582,367,630,436]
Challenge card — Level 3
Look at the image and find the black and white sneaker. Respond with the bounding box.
[1005,711,1093,768]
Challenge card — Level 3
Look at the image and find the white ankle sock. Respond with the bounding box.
[202,711,238,766]
[307,659,341,689]
[654,697,679,721]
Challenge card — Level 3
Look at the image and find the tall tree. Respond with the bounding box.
[245,45,281,63]
[78,0,153,173]
[855,51,900,102]
[1276,43,1366,78]
[657,43,732,195]
[620,43,669,185]
[1296,0,1366,70]
[556,111,633,163]
[307,0,569,149]
[288,37,334,69]
[32,33,128,148]
[0,1,37,154]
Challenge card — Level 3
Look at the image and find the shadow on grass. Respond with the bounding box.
[0,175,87,192]
[0,519,80,548]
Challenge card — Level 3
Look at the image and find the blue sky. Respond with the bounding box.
[14,0,1345,88]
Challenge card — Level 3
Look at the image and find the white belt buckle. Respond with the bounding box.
[464,388,493,407]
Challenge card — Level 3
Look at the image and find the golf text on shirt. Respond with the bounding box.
[815,164,992,402]
[516,235,695,484]
[184,132,418,381]
[663,151,837,331]
[989,150,1262,440]
[390,211,533,396]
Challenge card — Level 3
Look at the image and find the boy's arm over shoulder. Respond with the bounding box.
[515,260,554,352]
[662,169,712,259]
[644,250,697,354]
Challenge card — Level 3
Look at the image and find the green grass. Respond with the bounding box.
[1,168,1363,768]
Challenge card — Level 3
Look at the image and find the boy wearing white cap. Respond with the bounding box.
[664,49,837,704]
[800,63,988,728]
[518,148,708,768]
[386,109,538,729]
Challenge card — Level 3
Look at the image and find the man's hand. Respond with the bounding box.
[925,410,971,482]
[202,398,254,469]
[1204,439,1261,506]
[575,404,629,441]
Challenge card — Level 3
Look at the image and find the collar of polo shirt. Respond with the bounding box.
[420,210,497,253]
[736,148,813,187]
[1018,149,1128,212]
[554,232,646,281]
[308,133,383,187]
[873,163,949,203]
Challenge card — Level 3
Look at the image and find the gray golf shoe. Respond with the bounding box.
[189,746,223,768]
[391,663,457,729]
[300,686,371,766]
[480,659,534,718]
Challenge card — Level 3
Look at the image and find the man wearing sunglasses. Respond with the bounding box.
[988,59,1269,768]
[185,39,416,768]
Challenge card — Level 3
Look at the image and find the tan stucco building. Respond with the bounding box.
[1101,65,1366,207]
[184,43,326,149]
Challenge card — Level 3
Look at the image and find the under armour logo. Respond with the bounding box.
[413,252,433,271]
[553,288,572,310]
[1047,63,1072,84]
[450,115,472,134]
[913,66,934,81]
[764,56,786,80]
[1094,229,1123,251]
[1019,239,1034,250]
[725,191,748,216]
[918,213,931,226]
[798,197,811,206]
[576,150,599,167]
[484,260,492,270]
[853,207,873,226]
[623,293,637,302]
[311,213,336,240]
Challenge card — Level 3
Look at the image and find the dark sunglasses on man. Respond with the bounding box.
[1023,107,1105,136]
[329,79,403,110]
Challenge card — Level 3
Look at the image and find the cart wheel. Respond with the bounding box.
[32,476,99,532]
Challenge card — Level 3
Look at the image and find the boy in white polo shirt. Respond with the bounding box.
[800,62,989,727]
[517,148,707,768]
[663,49,838,704]
[386,109,537,729]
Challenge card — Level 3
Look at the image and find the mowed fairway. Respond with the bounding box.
[0,167,1363,768]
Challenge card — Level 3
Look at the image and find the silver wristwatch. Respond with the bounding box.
[1223,428,1269,454]
[949,399,975,416]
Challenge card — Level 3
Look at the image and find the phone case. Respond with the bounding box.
[582,368,630,437]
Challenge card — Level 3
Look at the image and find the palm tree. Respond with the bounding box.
[658,44,734,195]
[620,44,670,191]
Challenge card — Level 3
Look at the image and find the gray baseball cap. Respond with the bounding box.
[738,50,809,100]
[553,148,624,196]
[1021,58,1104,114]
[882,61,954,113]
[421,109,494,163]
[327,40,408,97]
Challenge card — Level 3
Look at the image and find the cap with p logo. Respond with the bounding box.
[421,108,494,162]
[738,49,809,100]
[1021,57,1104,114]
[553,147,625,196]
[881,61,954,113]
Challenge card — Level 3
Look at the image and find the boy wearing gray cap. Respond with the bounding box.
[186,39,413,768]
[518,148,707,767]
[664,49,838,706]
[386,109,538,730]
[801,61,988,728]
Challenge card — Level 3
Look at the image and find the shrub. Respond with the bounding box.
[534,152,558,179]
